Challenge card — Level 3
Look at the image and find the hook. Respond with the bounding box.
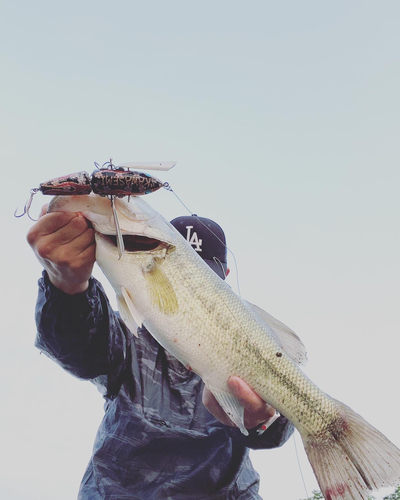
[14,188,39,221]
[109,195,125,259]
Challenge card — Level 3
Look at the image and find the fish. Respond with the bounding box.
[48,193,400,500]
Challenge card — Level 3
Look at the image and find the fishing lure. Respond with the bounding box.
[15,160,176,258]
[91,168,165,197]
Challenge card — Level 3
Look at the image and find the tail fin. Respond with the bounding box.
[302,399,400,500]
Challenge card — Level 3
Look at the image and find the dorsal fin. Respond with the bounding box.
[245,301,308,366]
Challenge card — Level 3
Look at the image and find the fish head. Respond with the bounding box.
[48,193,178,259]
[48,193,187,331]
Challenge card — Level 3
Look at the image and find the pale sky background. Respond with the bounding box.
[1,1,399,499]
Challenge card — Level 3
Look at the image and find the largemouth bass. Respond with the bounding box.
[48,193,400,500]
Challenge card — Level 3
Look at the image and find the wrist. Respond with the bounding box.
[48,274,90,295]
[60,281,90,295]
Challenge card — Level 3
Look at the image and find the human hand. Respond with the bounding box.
[26,205,96,295]
[202,376,277,431]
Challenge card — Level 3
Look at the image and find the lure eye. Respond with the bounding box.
[104,235,161,252]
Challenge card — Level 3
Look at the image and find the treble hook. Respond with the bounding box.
[14,188,39,221]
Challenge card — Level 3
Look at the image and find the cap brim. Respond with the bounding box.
[203,259,227,280]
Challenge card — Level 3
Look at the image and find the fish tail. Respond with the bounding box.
[301,399,400,499]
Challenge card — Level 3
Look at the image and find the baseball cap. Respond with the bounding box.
[170,215,228,279]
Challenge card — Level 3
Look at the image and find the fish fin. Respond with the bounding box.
[301,398,400,499]
[245,301,308,366]
[208,386,248,436]
[116,287,143,337]
[143,262,179,316]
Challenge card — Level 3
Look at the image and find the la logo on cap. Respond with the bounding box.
[186,226,203,252]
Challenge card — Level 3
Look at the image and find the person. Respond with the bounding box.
[27,206,294,500]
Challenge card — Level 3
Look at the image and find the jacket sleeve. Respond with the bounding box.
[230,415,295,450]
[35,271,130,398]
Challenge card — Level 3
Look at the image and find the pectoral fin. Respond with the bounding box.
[116,287,143,337]
[208,386,248,436]
[143,262,179,316]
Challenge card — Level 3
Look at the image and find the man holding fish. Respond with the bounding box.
[27,206,294,499]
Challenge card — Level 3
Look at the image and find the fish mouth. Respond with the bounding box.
[102,234,165,252]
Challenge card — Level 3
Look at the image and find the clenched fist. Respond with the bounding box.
[27,206,96,295]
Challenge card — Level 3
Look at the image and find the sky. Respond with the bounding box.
[1,1,399,499]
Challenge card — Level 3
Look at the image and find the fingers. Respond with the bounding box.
[202,387,235,427]
[27,213,93,256]
[51,219,94,257]
[28,211,89,243]
[227,376,276,429]
[227,376,266,412]
[47,226,95,266]
[26,210,96,295]
[203,377,277,431]
[38,203,49,218]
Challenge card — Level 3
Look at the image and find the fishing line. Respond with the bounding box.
[294,431,309,500]
[213,257,227,280]
[165,184,242,297]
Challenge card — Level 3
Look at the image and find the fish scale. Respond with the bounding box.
[161,249,337,436]
[48,193,400,500]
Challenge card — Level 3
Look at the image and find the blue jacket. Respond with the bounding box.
[35,272,294,499]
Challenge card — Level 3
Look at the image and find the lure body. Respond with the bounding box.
[39,171,92,196]
[15,161,173,218]
[16,160,175,257]
[91,169,164,196]
[38,169,163,197]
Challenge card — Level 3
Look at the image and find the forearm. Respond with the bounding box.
[35,271,127,393]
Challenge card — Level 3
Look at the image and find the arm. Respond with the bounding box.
[35,272,127,383]
[28,208,128,396]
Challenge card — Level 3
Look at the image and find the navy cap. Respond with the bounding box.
[170,215,228,279]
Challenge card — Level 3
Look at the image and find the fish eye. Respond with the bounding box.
[104,235,161,252]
